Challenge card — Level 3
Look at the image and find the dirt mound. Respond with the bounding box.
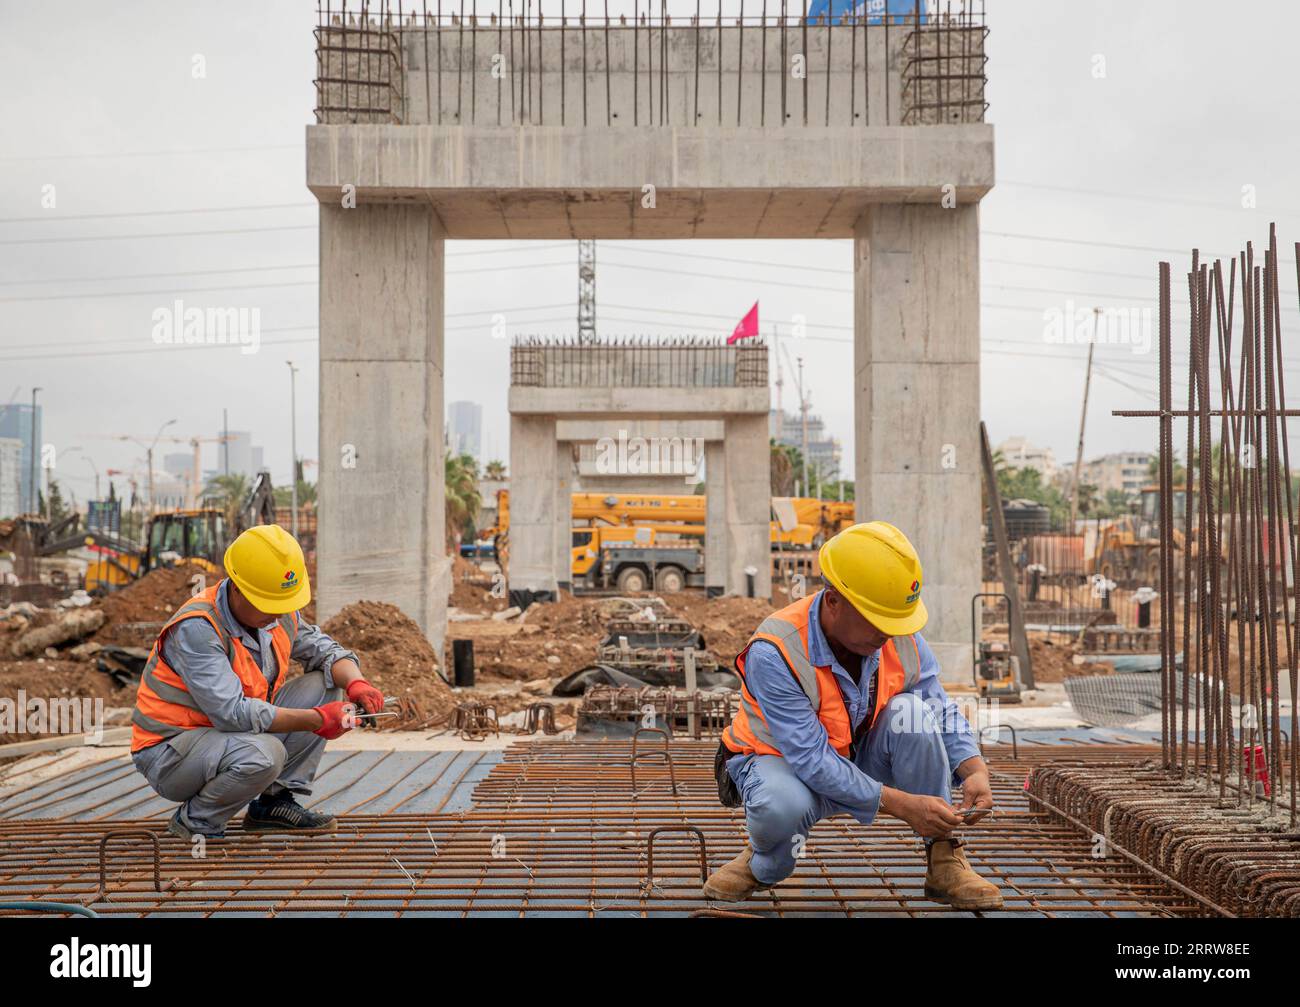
[449,556,506,615]
[90,562,212,648]
[321,601,455,720]
[666,592,772,664]
[454,590,775,685]
[1025,636,1114,683]
[0,660,134,745]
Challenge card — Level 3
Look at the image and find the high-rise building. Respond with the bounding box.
[215,431,266,479]
[0,437,23,518]
[769,408,842,486]
[0,403,42,513]
[447,401,483,461]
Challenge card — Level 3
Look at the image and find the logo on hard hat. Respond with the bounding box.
[282,570,299,590]
[906,579,921,603]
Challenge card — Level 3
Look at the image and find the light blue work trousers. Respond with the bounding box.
[738,692,953,885]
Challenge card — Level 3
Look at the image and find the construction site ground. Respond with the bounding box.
[2,558,1273,918]
[0,732,1210,918]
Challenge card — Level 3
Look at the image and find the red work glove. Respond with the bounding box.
[313,701,354,739]
[346,678,386,715]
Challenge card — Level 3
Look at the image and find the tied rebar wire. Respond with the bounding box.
[1115,224,1300,824]
[313,0,987,127]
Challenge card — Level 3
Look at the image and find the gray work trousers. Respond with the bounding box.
[132,671,342,835]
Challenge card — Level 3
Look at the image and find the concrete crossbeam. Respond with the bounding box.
[306,124,994,239]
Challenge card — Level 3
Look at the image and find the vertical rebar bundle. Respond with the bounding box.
[313,0,988,127]
[1118,224,1300,821]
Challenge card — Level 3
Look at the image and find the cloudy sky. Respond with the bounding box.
[2,0,1298,505]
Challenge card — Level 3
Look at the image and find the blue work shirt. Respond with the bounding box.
[726,590,981,825]
[155,579,359,735]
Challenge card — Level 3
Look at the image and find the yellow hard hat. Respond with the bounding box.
[222,524,311,615]
[818,521,927,637]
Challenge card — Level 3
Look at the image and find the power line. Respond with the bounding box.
[0,243,573,287]
[0,224,317,246]
[0,143,300,163]
[997,179,1300,218]
[988,229,1297,264]
[0,257,576,303]
[0,202,316,225]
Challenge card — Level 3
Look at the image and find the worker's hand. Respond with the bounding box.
[313,701,355,740]
[959,770,995,825]
[883,788,964,838]
[345,678,386,715]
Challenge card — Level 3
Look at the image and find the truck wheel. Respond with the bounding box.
[655,566,686,592]
[616,567,649,593]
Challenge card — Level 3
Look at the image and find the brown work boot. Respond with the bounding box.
[924,839,1003,911]
[702,849,769,902]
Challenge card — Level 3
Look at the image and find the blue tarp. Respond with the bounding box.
[806,0,927,25]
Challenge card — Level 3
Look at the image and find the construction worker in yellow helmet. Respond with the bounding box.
[705,521,1002,910]
[131,525,387,840]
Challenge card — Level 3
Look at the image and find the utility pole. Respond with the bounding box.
[287,361,300,539]
[141,419,177,518]
[798,356,810,498]
[28,387,41,515]
[1068,307,1100,531]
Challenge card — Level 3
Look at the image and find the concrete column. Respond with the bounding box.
[508,413,558,602]
[317,203,449,654]
[854,204,981,681]
[705,441,727,597]
[724,414,772,599]
[554,441,573,592]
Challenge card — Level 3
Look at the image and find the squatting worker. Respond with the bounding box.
[131,525,386,839]
[704,521,1002,910]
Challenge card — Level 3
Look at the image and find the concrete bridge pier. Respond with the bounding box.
[317,202,451,654]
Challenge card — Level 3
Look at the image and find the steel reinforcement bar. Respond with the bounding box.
[0,740,1199,918]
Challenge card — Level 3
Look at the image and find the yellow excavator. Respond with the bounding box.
[82,471,277,592]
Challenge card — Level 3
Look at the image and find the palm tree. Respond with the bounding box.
[770,440,803,496]
[273,480,318,508]
[484,460,507,481]
[445,453,481,549]
[204,473,250,527]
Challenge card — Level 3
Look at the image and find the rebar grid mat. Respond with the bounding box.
[0,741,1200,917]
[1027,760,1300,917]
[1114,223,1300,818]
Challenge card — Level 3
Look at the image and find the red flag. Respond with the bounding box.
[727,301,759,344]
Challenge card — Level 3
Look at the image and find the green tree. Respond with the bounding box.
[40,480,70,522]
[770,440,802,496]
[484,460,507,481]
[203,473,250,528]
[995,466,1072,530]
[273,480,317,507]
[445,452,481,549]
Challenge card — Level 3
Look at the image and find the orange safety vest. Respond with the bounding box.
[722,593,922,759]
[130,581,299,753]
